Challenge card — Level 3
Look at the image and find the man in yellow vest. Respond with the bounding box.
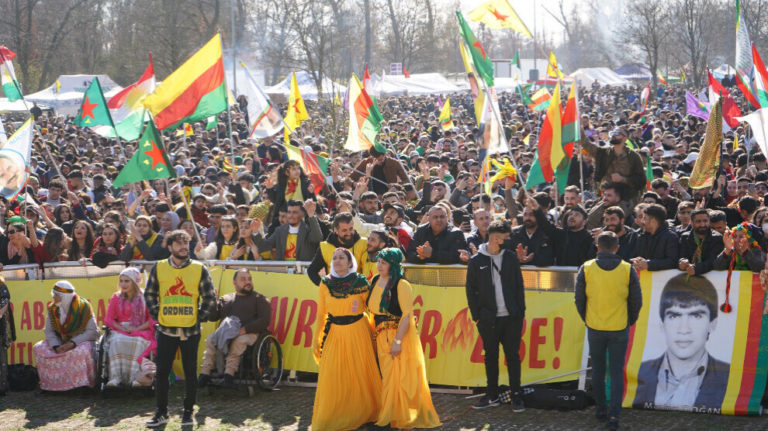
[306,212,369,285]
[575,231,642,431]
[144,230,217,428]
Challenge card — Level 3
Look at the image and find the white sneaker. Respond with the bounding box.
[106,379,120,388]
[131,380,142,388]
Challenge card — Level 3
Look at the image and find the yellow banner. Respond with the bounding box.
[6,269,584,387]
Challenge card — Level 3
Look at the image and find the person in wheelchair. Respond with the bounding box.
[32,280,99,391]
[198,268,271,387]
[103,267,156,387]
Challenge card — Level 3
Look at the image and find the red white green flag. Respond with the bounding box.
[555,83,579,193]
[345,73,386,153]
[285,143,330,194]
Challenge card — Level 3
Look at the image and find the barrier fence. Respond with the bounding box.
[1,261,765,415]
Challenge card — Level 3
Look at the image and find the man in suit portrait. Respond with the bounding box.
[633,273,730,409]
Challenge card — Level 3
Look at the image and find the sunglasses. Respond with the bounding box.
[6,228,22,234]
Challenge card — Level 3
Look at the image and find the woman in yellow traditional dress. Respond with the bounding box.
[369,248,441,429]
[311,248,381,431]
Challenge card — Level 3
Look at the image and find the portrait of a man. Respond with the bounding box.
[633,274,730,409]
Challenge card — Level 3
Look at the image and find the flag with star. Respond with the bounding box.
[112,117,176,188]
[74,77,115,128]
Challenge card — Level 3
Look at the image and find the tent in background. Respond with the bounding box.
[0,98,37,113]
[372,73,461,96]
[571,68,630,87]
[264,71,344,101]
[25,75,122,116]
[711,64,737,80]
[614,63,652,81]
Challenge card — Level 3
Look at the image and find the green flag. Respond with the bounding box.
[511,52,521,69]
[457,11,494,88]
[74,77,115,128]
[645,154,653,190]
[112,118,176,188]
[206,116,217,130]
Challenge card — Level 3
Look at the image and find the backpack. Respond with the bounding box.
[7,364,38,391]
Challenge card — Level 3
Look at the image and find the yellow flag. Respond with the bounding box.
[468,0,533,38]
[547,51,564,79]
[284,72,308,144]
[439,98,454,130]
[458,40,486,125]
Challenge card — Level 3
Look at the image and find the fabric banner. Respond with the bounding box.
[5,269,583,387]
[624,270,768,415]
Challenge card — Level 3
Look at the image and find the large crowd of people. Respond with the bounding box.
[2,77,768,428]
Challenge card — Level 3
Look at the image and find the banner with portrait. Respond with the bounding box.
[624,270,768,415]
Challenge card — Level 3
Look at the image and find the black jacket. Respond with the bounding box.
[405,224,468,264]
[465,248,526,322]
[556,228,596,266]
[632,225,679,270]
[506,208,557,266]
[306,231,363,285]
[633,353,729,409]
[678,230,724,275]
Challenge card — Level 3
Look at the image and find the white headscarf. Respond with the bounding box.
[52,280,75,322]
[329,248,358,278]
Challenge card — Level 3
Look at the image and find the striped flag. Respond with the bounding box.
[640,84,650,113]
[556,84,578,193]
[142,34,227,130]
[528,88,551,111]
[439,98,455,130]
[345,73,386,153]
[285,143,330,194]
[239,62,283,138]
[94,54,155,141]
[526,83,564,189]
[0,46,22,102]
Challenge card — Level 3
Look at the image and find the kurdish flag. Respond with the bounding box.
[94,54,155,141]
[74,77,115,128]
[345,73,386,153]
[526,83,564,189]
[285,143,330,194]
[113,118,176,188]
[555,84,578,193]
[467,0,532,38]
[752,43,768,107]
[457,11,494,88]
[439,98,455,130]
[528,88,551,111]
[239,62,283,138]
[142,34,227,131]
[284,72,308,144]
[0,46,22,102]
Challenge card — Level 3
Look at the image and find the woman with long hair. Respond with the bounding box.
[311,248,381,431]
[67,220,95,261]
[368,248,441,429]
[195,216,248,260]
[178,219,201,259]
[91,224,124,268]
[0,216,35,266]
[103,267,156,387]
[31,227,71,265]
[119,215,170,262]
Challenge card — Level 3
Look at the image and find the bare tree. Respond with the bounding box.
[616,0,670,97]
[670,0,720,87]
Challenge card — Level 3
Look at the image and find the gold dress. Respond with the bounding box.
[369,278,441,429]
[311,273,382,431]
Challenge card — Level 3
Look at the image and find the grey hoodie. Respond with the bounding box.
[479,243,509,317]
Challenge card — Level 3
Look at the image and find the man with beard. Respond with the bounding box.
[307,212,369,285]
[198,269,272,388]
[361,230,391,279]
[556,205,595,266]
[579,126,646,204]
[406,205,469,264]
[630,204,680,271]
[250,199,322,262]
[144,230,217,428]
[592,206,638,262]
[507,197,557,266]
[586,183,631,231]
[678,209,724,275]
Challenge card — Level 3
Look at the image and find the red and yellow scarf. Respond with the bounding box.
[48,294,93,343]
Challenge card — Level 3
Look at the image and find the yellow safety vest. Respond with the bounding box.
[156,259,203,328]
[319,238,370,277]
[584,259,631,331]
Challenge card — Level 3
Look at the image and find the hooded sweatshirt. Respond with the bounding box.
[479,243,509,317]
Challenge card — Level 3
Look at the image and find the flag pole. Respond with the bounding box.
[180,186,204,246]
[220,30,237,182]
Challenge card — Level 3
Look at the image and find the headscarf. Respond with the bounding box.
[323,248,369,298]
[376,247,405,313]
[119,267,147,327]
[48,280,93,342]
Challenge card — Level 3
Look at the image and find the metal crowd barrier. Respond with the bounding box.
[0,260,579,292]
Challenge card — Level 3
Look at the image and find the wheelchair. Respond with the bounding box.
[205,331,284,397]
[95,326,154,397]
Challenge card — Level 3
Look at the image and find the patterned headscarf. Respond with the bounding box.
[376,247,405,313]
